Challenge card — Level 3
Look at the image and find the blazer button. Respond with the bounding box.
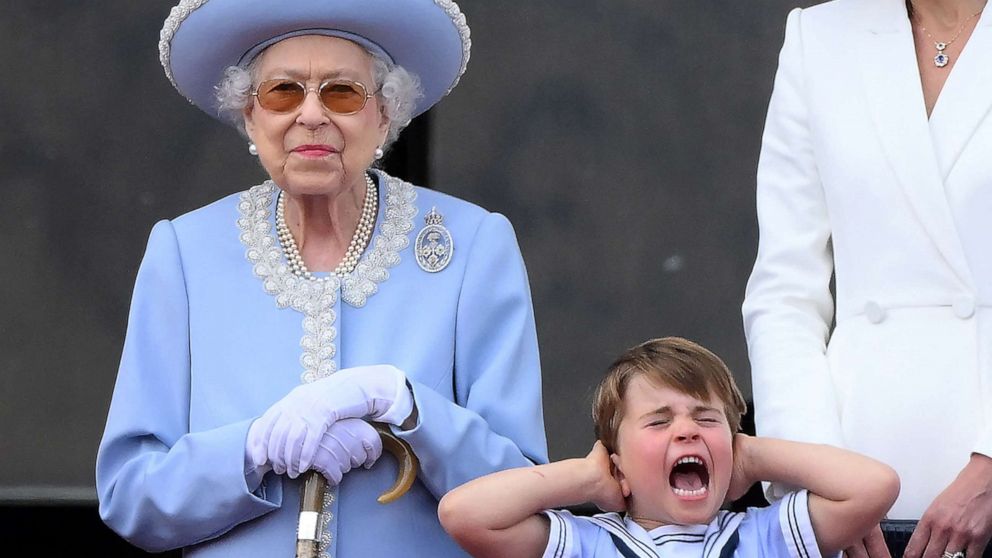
[953,296,976,319]
[865,301,886,324]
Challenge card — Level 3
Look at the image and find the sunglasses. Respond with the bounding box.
[252,78,377,115]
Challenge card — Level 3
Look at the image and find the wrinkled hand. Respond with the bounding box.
[844,524,891,558]
[247,365,411,476]
[588,441,626,513]
[904,454,992,558]
[310,419,383,484]
[726,434,756,502]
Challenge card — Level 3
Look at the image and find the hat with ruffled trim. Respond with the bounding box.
[158,0,471,120]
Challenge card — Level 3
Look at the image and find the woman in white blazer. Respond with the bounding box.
[743,0,991,557]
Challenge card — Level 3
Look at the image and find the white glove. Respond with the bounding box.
[310,418,383,483]
[246,364,412,477]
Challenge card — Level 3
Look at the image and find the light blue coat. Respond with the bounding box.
[96,171,548,557]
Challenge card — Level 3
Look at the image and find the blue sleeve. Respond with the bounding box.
[393,212,549,496]
[95,220,281,552]
[738,490,830,558]
[542,510,615,558]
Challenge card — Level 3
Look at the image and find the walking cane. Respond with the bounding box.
[296,423,419,558]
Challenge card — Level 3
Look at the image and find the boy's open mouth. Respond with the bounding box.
[669,455,710,498]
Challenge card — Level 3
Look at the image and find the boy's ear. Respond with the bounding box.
[610,453,632,498]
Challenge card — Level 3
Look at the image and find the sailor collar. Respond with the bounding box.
[587,511,744,558]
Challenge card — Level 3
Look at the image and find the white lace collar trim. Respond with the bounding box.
[236,171,417,383]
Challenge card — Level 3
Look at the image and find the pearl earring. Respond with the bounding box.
[248,142,258,156]
[374,147,384,160]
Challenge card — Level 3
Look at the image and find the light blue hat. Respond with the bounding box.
[159,0,471,120]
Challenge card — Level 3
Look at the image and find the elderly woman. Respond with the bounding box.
[95,1,547,557]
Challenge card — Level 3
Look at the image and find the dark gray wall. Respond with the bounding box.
[432,0,821,460]
[0,0,819,501]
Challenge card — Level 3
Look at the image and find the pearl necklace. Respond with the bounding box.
[276,173,377,281]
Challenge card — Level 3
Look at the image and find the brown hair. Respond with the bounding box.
[592,337,747,453]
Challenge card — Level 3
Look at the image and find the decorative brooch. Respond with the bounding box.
[415,206,453,273]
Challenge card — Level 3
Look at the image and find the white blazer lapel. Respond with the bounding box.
[856,0,973,286]
[929,8,992,183]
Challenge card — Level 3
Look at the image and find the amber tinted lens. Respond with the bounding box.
[319,81,367,114]
[256,80,306,112]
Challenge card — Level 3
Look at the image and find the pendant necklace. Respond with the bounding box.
[910,1,985,67]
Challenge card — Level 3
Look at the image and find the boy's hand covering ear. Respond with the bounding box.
[587,441,627,513]
[726,433,756,502]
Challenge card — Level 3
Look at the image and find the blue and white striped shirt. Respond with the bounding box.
[542,490,824,558]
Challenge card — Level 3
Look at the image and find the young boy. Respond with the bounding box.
[439,337,899,558]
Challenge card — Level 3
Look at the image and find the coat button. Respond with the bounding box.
[865,301,886,324]
[953,296,976,319]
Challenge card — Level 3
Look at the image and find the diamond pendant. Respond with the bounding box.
[934,42,949,67]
